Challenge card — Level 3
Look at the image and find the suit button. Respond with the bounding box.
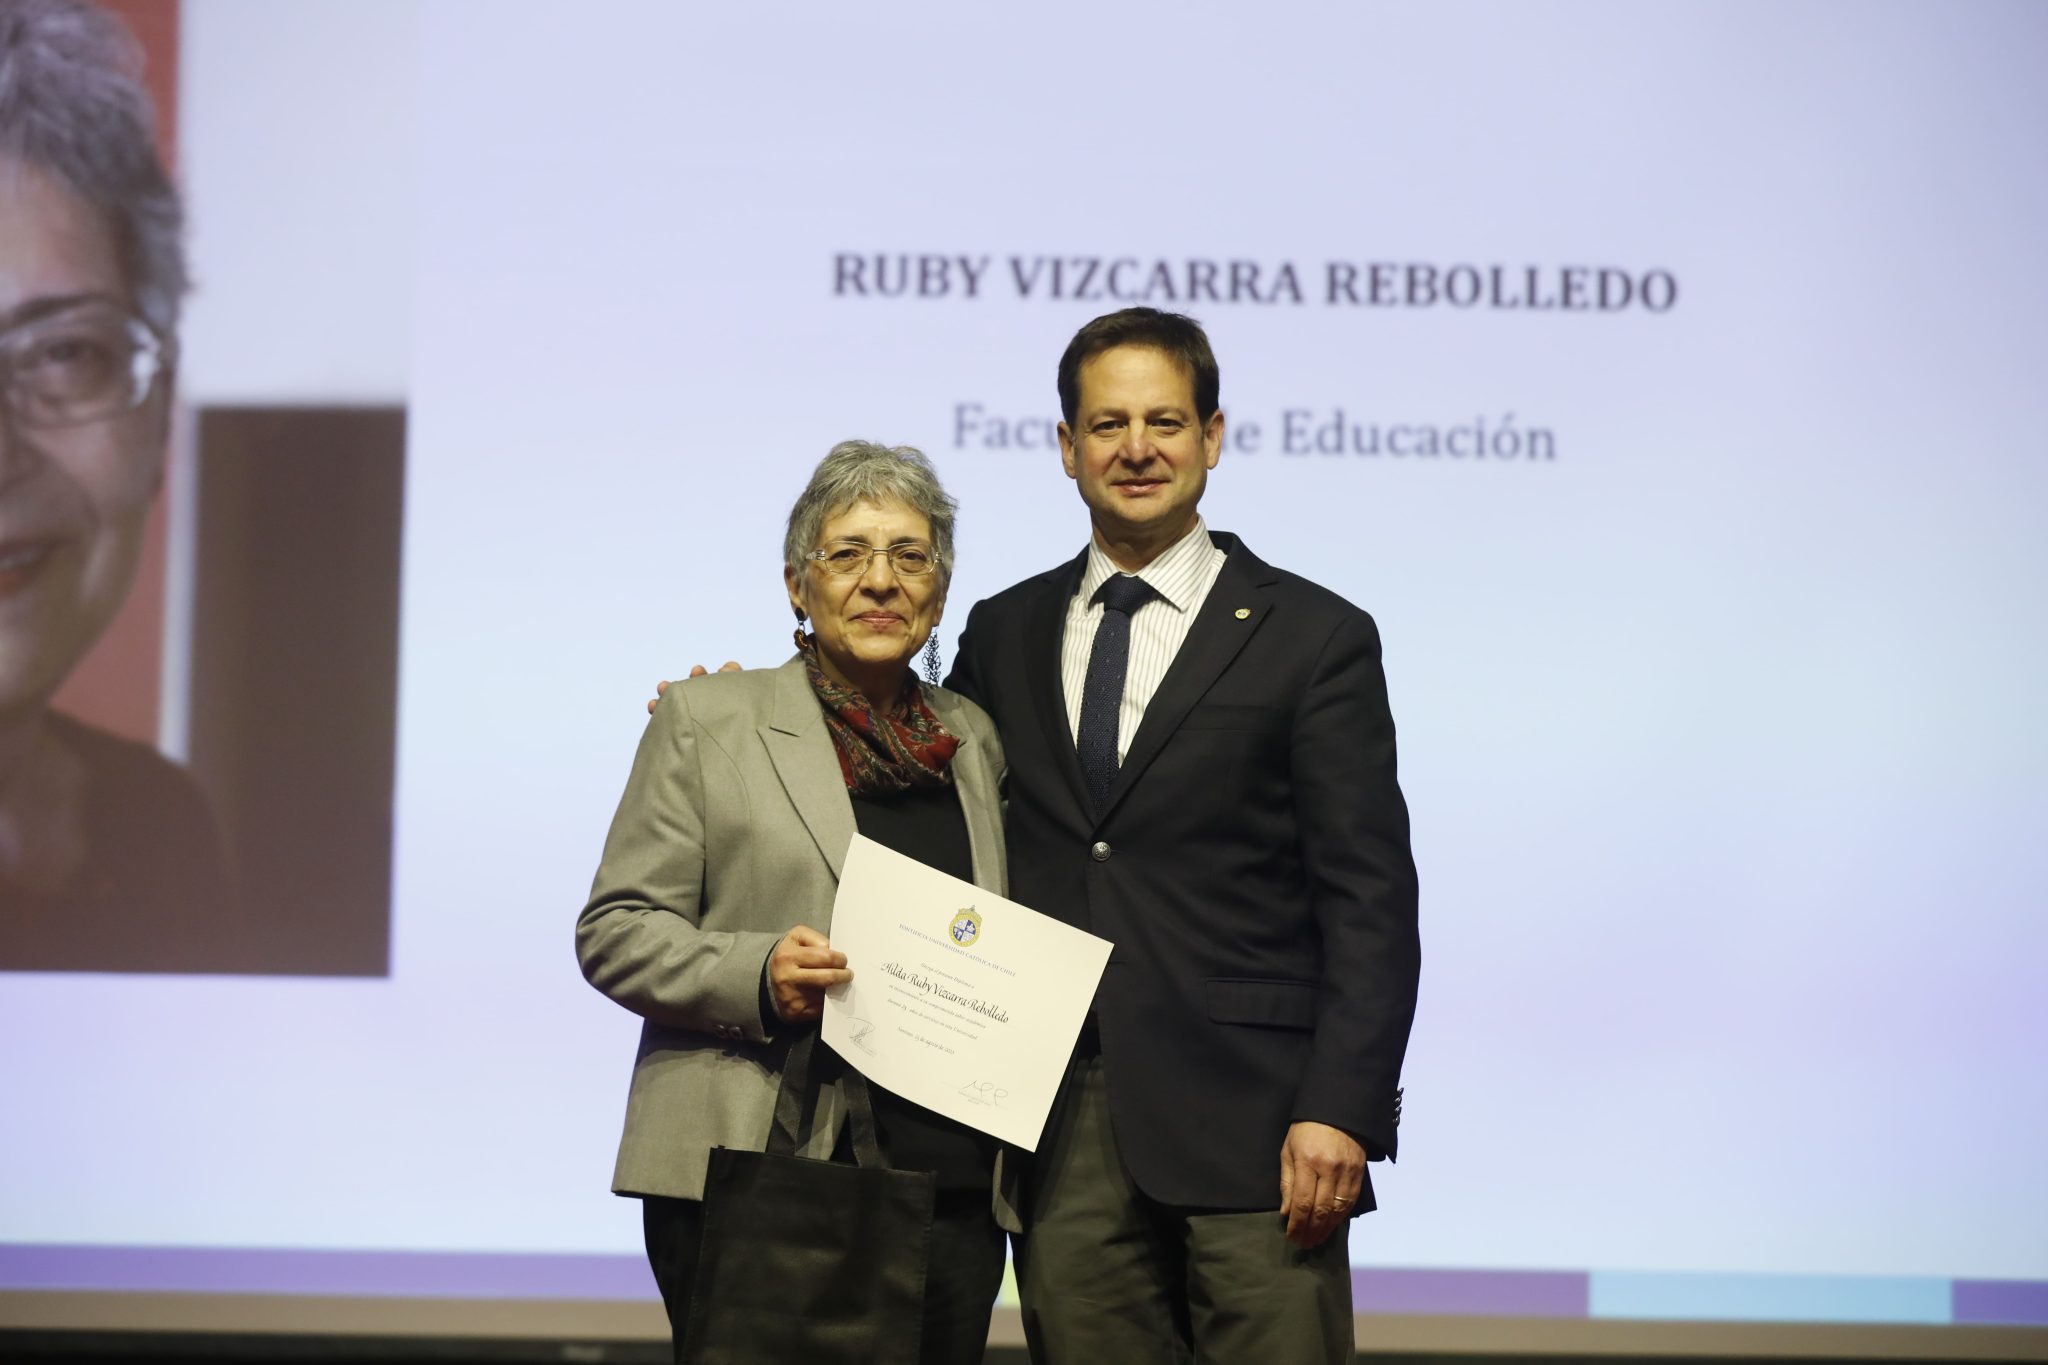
[1090,841,1112,862]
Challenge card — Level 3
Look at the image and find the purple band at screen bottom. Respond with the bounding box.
[0,1245,658,1299]
[1352,1266,1588,1317]
[5,1245,1586,1316]
[1953,1278,2048,1327]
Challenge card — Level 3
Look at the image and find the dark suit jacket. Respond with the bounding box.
[947,532,1419,1212]
[0,713,237,974]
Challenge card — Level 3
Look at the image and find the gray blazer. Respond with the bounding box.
[577,654,1011,1220]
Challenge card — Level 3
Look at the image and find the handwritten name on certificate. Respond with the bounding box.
[822,834,1111,1149]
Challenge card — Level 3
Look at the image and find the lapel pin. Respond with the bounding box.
[1234,608,1250,620]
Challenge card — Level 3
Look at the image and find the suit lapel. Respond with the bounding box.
[1100,538,1274,823]
[761,657,857,879]
[1024,550,1091,814]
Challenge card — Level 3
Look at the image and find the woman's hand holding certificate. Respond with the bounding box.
[822,835,1112,1149]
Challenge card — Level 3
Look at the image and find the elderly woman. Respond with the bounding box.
[0,0,231,968]
[578,441,1012,1364]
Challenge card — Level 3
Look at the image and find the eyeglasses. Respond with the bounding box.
[0,304,173,431]
[806,540,938,577]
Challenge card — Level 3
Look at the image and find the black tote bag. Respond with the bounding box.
[681,1032,936,1365]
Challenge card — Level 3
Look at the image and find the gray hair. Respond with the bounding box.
[784,440,959,588]
[0,0,188,337]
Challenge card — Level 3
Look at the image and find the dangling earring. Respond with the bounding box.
[923,629,942,686]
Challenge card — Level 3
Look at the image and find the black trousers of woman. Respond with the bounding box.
[641,1185,1006,1365]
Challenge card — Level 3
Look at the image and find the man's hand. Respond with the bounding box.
[645,662,742,715]
[767,925,852,1023]
[1278,1120,1366,1248]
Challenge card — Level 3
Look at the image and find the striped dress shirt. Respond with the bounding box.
[1060,519,1228,762]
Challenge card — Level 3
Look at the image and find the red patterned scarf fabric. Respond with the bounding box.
[796,630,959,795]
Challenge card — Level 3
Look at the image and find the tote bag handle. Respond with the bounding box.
[767,1030,889,1168]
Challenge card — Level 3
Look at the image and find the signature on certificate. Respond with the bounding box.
[845,1015,879,1056]
[956,1079,1009,1108]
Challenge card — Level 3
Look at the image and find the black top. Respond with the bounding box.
[846,782,998,1193]
[0,713,238,973]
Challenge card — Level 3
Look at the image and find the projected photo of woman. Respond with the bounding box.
[0,0,234,970]
[579,442,1014,1363]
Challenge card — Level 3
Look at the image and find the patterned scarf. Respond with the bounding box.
[796,630,959,795]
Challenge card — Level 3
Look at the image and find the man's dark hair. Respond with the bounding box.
[1056,307,1220,426]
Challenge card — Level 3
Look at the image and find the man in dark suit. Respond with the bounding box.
[945,308,1420,1364]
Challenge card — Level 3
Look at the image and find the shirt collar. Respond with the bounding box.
[1077,518,1216,613]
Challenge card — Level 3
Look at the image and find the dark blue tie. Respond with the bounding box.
[1076,574,1158,813]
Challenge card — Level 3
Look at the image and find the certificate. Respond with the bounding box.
[822,834,1112,1149]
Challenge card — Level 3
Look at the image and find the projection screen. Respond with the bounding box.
[2,0,2044,1356]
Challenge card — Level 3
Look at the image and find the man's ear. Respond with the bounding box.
[1058,422,1079,480]
[1202,409,1225,470]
